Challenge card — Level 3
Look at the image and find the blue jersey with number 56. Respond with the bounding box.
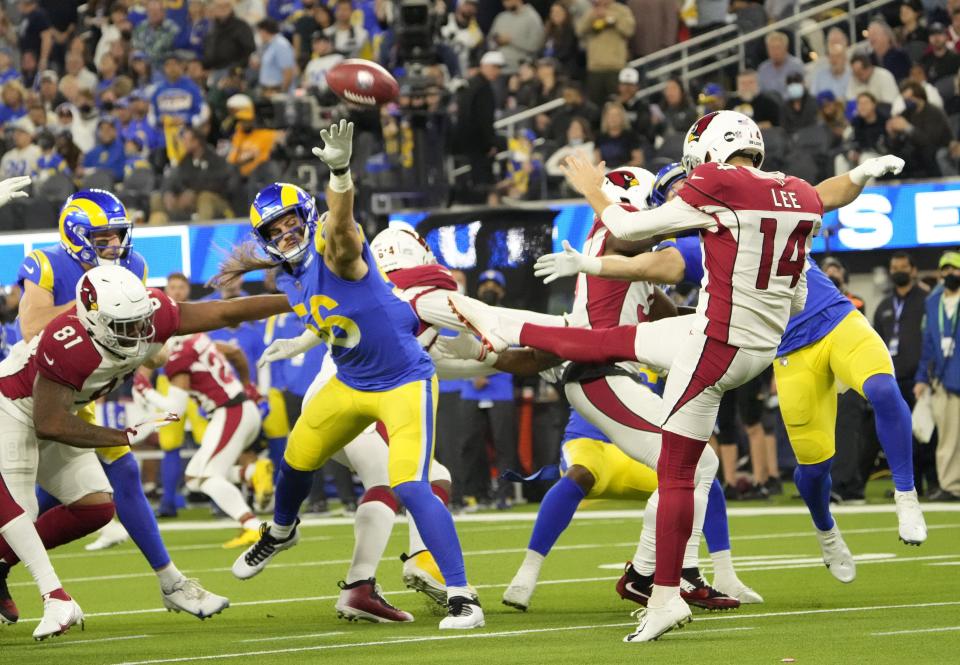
[275,239,434,392]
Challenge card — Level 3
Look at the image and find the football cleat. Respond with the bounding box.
[335,578,414,623]
[447,293,510,353]
[615,561,653,607]
[162,578,229,619]
[623,595,692,643]
[0,562,19,624]
[84,520,129,551]
[232,520,300,580]
[401,550,447,607]
[815,525,856,583]
[251,458,275,511]
[894,489,927,545]
[710,576,764,604]
[33,591,83,641]
[222,528,261,550]
[502,568,538,612]
[439,595,485,630]
[679,568,740,610]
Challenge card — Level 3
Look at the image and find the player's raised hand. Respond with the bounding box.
[126,413,180,445]
[312,119,354,171]
[0,176,31,207]
[533,240,602,284]
[434,332,488,362]
[258,331,323,368]
[559,154,605,196]
[861,155,905,179]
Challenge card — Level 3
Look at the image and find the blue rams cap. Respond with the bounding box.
[478,269,506,288]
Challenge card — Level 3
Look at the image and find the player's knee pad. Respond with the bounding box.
[184,476,204,494]
[862,372,902,412]
[359,485,400,513]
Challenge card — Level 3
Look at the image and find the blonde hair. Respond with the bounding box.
[601,101,628,134]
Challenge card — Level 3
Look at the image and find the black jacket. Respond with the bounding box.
[455,74,497,155]
[203,14,256,71]
[874,284,927,380]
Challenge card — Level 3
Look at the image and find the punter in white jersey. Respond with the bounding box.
[449,110,822,642]
[133,332,264,548]
[0,265,291,624]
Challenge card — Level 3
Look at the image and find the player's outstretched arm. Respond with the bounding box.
[33,374,131,448]
[815,155,904,212]
[534,241,685,285]
[434,332,561,376]
[177,296,292,335]
[313,119,366,280]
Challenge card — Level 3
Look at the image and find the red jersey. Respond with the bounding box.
[0,289,181,426]
[163,333,246,413]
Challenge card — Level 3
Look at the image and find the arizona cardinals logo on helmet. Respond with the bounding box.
[605,170,640,189]
[79,275,99,311]
[686,111,720,143]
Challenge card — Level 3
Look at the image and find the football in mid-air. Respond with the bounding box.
[326,59,400,107]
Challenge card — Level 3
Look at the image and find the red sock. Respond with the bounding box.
[359,486,400,513]
[431,483,450,506]
[0,502,115,565]
[518,324,638,364]
[44,588,71,601]
[654,431,707,587]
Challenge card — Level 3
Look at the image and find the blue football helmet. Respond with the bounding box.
[58,189,132,266]
[249,183,319,263]
[648,162,687,208]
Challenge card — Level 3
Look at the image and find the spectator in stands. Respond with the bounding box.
[164,126,235,220]
[43,0,78,71]
[65,51,98,94]
[440,0,484,77]
[17,0,52,75]
[898,1,928,45]
[616,67,656,143]
[35,129,68,183]
[488,0,544,73]
[948,9,960,51]
[508,58,539,108]
[867,19,912,82]
[628,0,678,57]
[129,50,154,91]
[292,0,333,67]
[227,103,279,179]
[81,117,125,182]
[185,0,213,59]
[542,1,581,80]
[595,101,644,166]
[0,80,28,124]
[728,69,780,127]
[915,251,960,502]
[533,56,563,106]
[544,116,594,177]
[94,4,131,68]
[809,40,851,102]
[576,0,635,104]
[132,0,181,69]
[848,53,900,106]
[96,54,119,102]
[781,72,818,133]
[836,92,889,174]
[152,52,205,146]
[126,91,162,152]
[886,80,953,178]
[459,270,519,509]
[922,23,960,84]
[0,7,17,53]
[122,134,151,178]
[0,47,18,85]
[325,0,368,59]
[0,118,40,177]
[757,31,804,97]
[698,82,726,114]
[302,32,343,94]
[549,81,600,142]
[256,18,297,94]
[691,0,729,36]
[26,101,51,134]
[204,0,257,75]
[453,50,501,204]
[892,63,945,115]
[655,77,698,136]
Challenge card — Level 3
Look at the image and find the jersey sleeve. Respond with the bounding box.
[675,162,730,210]
[163,338,197,378]
[35,318,102,391]
[600,194,715,241]
[17,250,55,293]
[149,288,182,342]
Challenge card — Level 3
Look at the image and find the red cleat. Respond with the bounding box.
[615,561,653,607]
[335,578,414,623]
[680,568,740,610]
[0,562,18,624]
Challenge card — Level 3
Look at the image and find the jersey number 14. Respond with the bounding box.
[755,219,815,290]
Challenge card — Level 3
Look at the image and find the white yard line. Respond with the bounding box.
[240,631,346,643]
[104,603,960,665]
[871,626,960,636]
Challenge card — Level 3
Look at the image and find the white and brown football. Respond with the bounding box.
[326,59,400,107]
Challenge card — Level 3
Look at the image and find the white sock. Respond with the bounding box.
[633,491,658,576]
[648,584,680,609]
[156,562,184,593]
[710,549,735,582]
[271,522,295,539]
[0,514,62,596]
[200,476,256,525]
[447,585,472,600]
[345,499,396,584]
[517,549,545,579]
[407,511,426,554]
[682,485,709,570]
[500,316,524,344]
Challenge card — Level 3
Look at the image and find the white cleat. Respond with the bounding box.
[815,525,856,583]
[502,569,537,611]
[232,520,301,580]
[33,594,84,641]
[83,520,128,551]
[439,596,485,630]
[162,578,230,619]
[710,576,764,604]
[894,489,927,545]
[401,550,447,607]
[447,293,510,353]
[623,595,692,643]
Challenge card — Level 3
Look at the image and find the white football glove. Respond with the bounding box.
[125,413,180,445]
[0,176,31,207]
[433,332,495,364]
[311,119,354,171]
[533,240,602,284]
[258,330,324,368]
[849,155,905,185]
